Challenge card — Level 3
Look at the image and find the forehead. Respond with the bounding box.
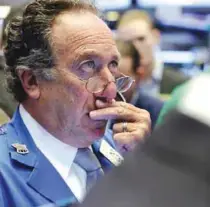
[126,20,151,36]
[51,12,119,60]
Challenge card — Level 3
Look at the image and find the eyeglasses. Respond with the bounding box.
[83,73,135,94]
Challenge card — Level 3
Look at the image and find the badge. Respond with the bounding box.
[12,143,29,155]
[100,140,124,166]
[0,125,7,135]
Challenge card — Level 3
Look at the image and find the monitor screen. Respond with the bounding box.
[95,0,131,10]
[137,0,210,7]
[0,18,4,49]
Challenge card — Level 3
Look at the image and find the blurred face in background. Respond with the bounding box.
[118,55,137,102]
[117,18,160,81]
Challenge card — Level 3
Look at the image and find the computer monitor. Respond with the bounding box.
[95,0,132,11]
[0,6,11,50]
[137,0,210,7]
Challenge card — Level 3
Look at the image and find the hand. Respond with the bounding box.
[90,99,151,152]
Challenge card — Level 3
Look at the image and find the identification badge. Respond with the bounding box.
[100,140,124,166]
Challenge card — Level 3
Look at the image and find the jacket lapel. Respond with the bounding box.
[7,108,77,205]
[27,150,77,205]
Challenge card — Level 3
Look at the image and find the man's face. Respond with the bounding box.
[118,19,158,80]
[118,56,136,101]
[39,12,120,147]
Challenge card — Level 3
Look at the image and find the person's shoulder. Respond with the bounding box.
[135,93,164,127]
[156,80,190,126]
[136,92,164,108]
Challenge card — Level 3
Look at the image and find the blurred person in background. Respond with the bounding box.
[156,68,210,126]
[0,5,28,118]
[117,9,189,96]
[116,40,163,129]
[0,0,151,206]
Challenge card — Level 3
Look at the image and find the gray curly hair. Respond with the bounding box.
[4,0,98,102]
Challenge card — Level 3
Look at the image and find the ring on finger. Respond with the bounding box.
[122,122,128,132]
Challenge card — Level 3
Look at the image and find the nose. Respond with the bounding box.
[102,81,117,100]
[95,69,117,101]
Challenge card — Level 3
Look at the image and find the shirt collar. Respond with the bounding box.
[19,104,78,180]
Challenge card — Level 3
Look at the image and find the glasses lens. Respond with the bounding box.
[86,76,107,93]
[116,76,134,93]
[86,75,134,93]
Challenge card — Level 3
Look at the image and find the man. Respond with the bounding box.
[117,9,188,96]
[116,40,164,128]
[0,0,151,206]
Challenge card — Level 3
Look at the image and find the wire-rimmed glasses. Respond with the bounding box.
[84,73,135,94]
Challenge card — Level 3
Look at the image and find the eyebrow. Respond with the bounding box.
[73,50,121,65]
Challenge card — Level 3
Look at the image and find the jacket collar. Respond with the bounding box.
[6,108,77,205]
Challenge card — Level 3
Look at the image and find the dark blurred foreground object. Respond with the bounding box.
[160,68,189,94]
[80,109,210,207]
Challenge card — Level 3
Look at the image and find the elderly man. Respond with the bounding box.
[0,0,151,206]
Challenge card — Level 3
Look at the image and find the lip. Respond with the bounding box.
[94,121,107,129]
[84,112,106,125]
[90,120,107,128]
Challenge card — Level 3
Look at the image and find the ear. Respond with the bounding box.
[152,28,161,45]
[17,69,41,100]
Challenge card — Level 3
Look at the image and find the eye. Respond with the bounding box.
[80,60,96,72]
[109,60,119,71]
[78,60,96,79]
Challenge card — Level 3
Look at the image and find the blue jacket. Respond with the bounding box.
[0,109,116,207]
[134,92,164,129]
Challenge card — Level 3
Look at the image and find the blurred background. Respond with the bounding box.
[99,0,210,77]
[0,0,210,122]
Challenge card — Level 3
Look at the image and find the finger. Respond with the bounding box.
[119,144,136,152]
[90,106,150,122]
[96,99,145,114]
[113,132,144,151]
[113,124,151,144]
[113,122,151,135]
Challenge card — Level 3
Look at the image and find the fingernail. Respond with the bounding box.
[89,111,96,117]
[96,100,106,107]
[111,99,116,104]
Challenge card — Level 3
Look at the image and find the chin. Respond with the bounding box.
[87,127,106,141]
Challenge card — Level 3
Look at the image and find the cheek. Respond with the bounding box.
[61,81,91,116]
[119,58,133,76]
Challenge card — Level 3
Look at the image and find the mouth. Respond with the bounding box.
[85,112,106,128]
[94,121,107,129]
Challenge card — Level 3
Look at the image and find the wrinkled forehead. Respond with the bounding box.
[51,11,117,55]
